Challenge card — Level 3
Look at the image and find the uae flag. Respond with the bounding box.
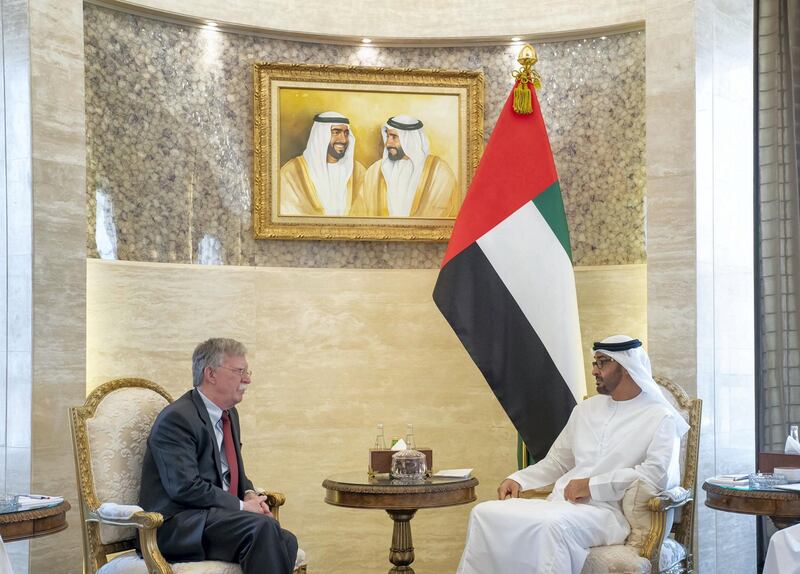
[433,81,586,462]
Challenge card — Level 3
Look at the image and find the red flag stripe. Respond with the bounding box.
[442,83,558,267]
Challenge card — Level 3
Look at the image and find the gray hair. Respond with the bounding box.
[192,338,248,387]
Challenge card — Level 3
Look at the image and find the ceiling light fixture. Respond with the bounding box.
[361,38,372,44]
[511,37,522,42]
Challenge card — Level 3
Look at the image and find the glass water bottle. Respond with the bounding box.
[374,423,387,449]
[405,423,416,450]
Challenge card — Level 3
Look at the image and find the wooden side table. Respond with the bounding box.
[703,480,800,529]
[0,500,71,542]
[323,472,478,573]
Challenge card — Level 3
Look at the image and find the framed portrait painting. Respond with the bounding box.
[252,62,484,241]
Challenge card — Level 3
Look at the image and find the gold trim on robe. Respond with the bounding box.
[278,156,366,216]
[360,155,459,218]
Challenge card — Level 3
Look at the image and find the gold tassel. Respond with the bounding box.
[513,82,533,114]
[511,44,542,115]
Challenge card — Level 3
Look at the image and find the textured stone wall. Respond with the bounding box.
[85,4,645,268]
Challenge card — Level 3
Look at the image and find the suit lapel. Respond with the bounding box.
[190,389,224,485]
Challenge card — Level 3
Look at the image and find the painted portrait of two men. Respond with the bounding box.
[279,111,459,219]
[253,64,483,241]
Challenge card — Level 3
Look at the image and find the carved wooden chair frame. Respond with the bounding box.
[647,375,702,574]
[70,377,305,574]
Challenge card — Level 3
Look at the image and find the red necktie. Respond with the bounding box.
[221,410,239,497]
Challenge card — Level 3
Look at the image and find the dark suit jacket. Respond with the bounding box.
[138,388,255,561]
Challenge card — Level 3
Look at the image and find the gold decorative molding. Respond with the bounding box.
[652,376,701,574]
[252,61,484,241]
[655,375,702,558]
[71,378,172,573]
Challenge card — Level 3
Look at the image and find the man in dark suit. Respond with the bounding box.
[139,338,298,573]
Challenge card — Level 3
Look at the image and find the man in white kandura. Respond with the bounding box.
[457,335,689,574]
[279,111,365,216]
[362,115,458,218]
[764,522,800,574]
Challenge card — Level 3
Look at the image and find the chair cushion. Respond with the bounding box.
[87,387,169,545]
[658,538,687,573]
[98,502,143,520]
[97,549,307,573]
[97,552,241,574]
[582,544,650,573]
[582,537,687,574]
[622,480,674,550]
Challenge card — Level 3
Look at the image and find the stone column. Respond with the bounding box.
[2,1,86,572]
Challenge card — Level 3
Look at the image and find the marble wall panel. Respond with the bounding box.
[644,0,698,399]
[575,264,648,389]
[27,0,88,572]
[86,258,647,573]
[84,4,646,268]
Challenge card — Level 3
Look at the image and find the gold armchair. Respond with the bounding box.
[70,378,307,574]
[522,377,701,574]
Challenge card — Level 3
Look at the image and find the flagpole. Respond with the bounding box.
[434,38,586,465]
[514,43,540,470]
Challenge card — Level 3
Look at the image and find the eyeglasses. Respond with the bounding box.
[216,365,252,379]
[591,358,616,369]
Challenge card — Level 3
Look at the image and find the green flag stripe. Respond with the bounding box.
[532,181,572,262]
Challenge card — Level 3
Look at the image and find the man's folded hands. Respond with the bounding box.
[243,492,273,516]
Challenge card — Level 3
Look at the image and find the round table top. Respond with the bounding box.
[703,480,800,518]
[0,500,71,542]
[323,472,479,510]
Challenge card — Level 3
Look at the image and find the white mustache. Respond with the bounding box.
[238,384,247,392]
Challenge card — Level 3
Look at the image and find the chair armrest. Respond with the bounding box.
[89,503,163,529]
[648,486,693,513]
[640,487,693,564]
[87,504,172,574]
[255,489,286,522]
[520,484,554,499]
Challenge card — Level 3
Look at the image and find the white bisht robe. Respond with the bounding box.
[0,534,12,573]
[765,523,800,574]
[457,392,681,574]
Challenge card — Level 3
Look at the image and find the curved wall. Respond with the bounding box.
[13,0,714,572]
[85,4,646,268]
[81,6,650,572]
[97,0,644,41]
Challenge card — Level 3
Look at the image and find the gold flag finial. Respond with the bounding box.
[512,43,542,114]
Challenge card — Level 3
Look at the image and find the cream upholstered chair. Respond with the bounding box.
[70,378,307,574]
[523,376,701,574]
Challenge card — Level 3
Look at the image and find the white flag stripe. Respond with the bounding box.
[476,201,586,401]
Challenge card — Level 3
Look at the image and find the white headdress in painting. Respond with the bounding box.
[380,115,430,216]
[302,111,355,215]
[593,335,690,437]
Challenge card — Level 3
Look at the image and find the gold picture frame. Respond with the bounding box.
[253,62,484,241]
